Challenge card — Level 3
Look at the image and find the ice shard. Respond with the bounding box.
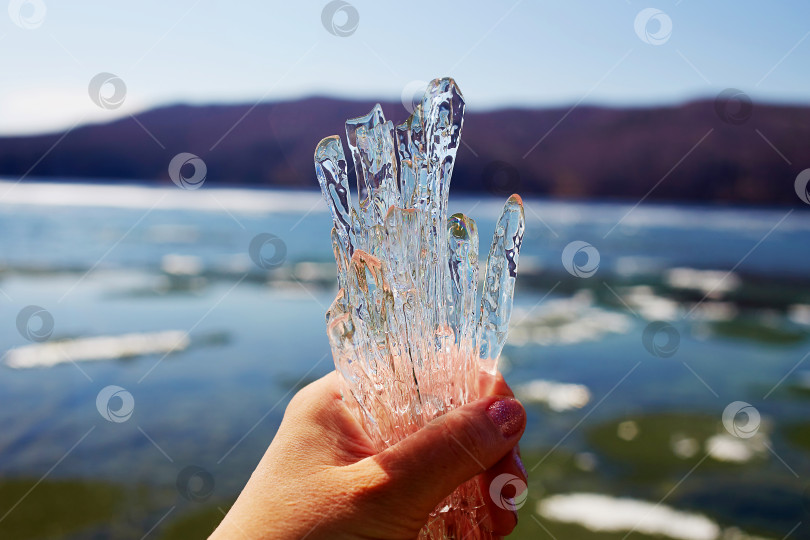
[478,195,525,375]
[314,77,525,539]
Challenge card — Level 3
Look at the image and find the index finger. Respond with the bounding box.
[478,369,515,398]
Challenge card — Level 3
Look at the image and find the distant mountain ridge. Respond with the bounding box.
[0,97,808,205]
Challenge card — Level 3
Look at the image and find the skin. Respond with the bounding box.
[211,370,527,539]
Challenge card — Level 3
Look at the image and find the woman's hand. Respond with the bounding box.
[211,370,527,539]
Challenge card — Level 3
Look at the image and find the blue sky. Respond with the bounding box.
[0,0,808,134]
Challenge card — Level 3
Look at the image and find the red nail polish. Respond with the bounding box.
[487,398,524,438]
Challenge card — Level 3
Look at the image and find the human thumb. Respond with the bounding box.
[368,396,525,518]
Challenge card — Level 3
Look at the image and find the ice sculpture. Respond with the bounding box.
[315,77,525,538]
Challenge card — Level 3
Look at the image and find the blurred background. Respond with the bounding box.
[1,1,809,538]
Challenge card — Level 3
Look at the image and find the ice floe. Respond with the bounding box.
[666,267,741,297]
[4,330,189,368]
[536,493,720,540]
[509,290,632,346]
[514,379,591,411]
[705,433,767,463]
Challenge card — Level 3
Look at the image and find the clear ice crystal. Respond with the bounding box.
[315,77,525,539]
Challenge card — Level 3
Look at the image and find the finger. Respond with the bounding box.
[288,370,343,406]
[272,371,374,465]
[364,395,526,519]
[479,446,528,535]
[479,370,515,398]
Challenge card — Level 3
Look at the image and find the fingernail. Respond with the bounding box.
[513,447,528,479]
[487,398,524,438]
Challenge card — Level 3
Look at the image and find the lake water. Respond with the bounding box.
[1,181,809,539]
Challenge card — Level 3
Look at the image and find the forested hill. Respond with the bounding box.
[1,96,808,205]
